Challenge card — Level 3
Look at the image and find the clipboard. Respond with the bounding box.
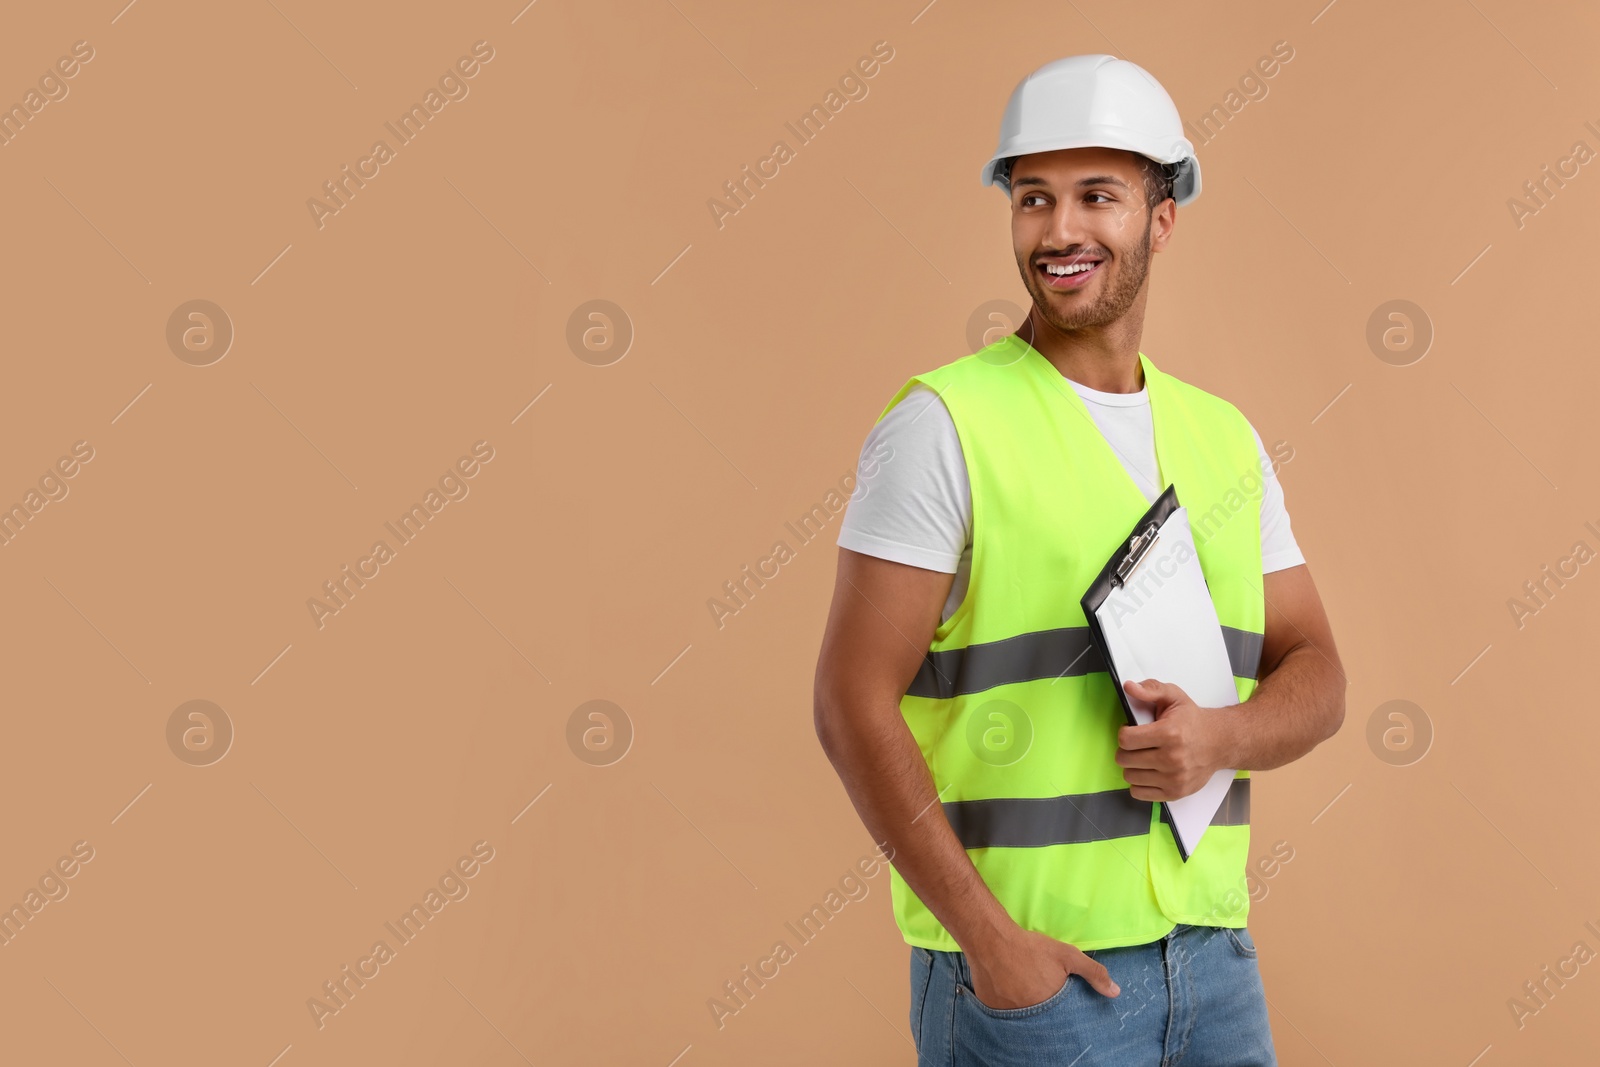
[1079,483,1243,862]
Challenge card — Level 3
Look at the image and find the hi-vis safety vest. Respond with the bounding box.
[882,335,1266,953]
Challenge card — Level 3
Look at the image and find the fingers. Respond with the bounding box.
[1120,765,1167,788]
[1120,767,1166,789]
[1121,680,1179,734]
[1116,741,1167,767]
[1059,942,1120,998]
[1125,678,1187,706]
[1080,957,1120,997]
[1117,723,1165,751]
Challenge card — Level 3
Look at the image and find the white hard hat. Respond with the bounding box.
[981,54,1201,207]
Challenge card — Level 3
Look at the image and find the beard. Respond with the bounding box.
[1018,211,1153,334]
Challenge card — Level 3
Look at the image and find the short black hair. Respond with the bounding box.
[1000,153,1181,211]
[1136,156,1180,210]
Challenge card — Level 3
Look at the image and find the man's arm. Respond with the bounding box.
[1116,563,1346,799]
[1218,562,1346,770]
[813,547,1120,1008]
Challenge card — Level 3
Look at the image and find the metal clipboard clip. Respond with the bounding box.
[1111,519,1162,589]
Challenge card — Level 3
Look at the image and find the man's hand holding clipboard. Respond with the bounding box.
[1115,677,1239,803]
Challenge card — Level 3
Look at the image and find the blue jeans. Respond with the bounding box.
[909,923,1277,1066]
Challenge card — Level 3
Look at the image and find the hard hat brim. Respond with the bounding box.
[981,135,1201,207]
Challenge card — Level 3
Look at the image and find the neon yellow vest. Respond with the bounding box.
[883,335,1266,952]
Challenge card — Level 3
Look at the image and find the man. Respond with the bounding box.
[812,55,1345,1065]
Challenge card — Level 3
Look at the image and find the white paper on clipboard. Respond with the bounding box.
[1092,505,1243,858]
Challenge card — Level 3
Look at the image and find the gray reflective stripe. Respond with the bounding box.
[945,778,1250,849]
[907,626,1264,699]
[1159,776,1251,831]
[1215,776,1251,824]
[908,627,1099,699]
[944,787,1149,848]
[1221,626,1264,684]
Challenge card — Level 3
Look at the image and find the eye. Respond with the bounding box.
[1020,193,1047,207]
[1086,192,1115,204]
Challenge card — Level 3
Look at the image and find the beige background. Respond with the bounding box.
[0,0,1595,1063]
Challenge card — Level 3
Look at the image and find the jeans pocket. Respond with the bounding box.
[959,969,1076,1020]
[1223,926,1258,959]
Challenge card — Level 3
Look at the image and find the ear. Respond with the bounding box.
[1149,195,1177,252]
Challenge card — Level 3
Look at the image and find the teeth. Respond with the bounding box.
[1045,262,1097,276]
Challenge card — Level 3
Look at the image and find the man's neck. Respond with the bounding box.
[1017,311,1145,394]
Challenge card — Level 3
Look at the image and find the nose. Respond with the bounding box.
[1041,197,1094,253]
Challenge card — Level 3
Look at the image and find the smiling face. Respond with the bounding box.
[1009,146,1176,336]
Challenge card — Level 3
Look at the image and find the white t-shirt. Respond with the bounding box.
[838,378,1305,624]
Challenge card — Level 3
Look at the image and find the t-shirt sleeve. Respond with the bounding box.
[1249,421,1306,573]
[836,384,972,574]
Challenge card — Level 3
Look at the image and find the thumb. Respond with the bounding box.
[1081,958,1120,998]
